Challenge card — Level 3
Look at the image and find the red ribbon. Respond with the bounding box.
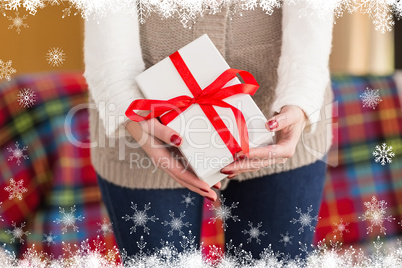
[125,51,259,157]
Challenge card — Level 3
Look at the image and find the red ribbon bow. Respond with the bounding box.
[125,51,259,157]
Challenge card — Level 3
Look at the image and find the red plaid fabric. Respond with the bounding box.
[315,75,402,244]
[0,72,117,258]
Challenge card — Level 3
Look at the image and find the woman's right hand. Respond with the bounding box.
[125,119,220,201]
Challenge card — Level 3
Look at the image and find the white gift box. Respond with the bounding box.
[134,34,274,187]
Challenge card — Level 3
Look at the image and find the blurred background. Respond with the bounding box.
[0,3,401,263]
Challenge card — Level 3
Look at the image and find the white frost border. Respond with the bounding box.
[2,0,402,32]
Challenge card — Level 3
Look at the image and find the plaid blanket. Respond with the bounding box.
[315,75,402,244]
[0,72,118,257]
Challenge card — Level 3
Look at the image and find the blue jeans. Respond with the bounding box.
[96,158,327,260]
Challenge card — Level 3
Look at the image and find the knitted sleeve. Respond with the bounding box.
[83,9,145,138]
[271,2,334,133]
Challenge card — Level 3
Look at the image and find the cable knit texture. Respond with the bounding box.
[88,5,334,190]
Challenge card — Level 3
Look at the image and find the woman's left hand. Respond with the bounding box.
[220,105,307,178]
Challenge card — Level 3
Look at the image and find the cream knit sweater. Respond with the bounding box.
[84,2,334,190]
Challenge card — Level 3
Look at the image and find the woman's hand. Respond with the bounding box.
[220,105,307,177]
[126,118,220,201]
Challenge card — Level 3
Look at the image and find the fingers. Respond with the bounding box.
[212,181,221,190]
[266,105,306,132]
[164,168,217,201]
[141,118,183,147]
[141,135,218,200]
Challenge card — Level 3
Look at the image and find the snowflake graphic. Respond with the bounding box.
[21,0,46,15]
[157,240,178,261]
[0,59,17,81]
[161,210,191,237]
[7,11,28,34]
[53,205,85,234]
[373,143,395,165]
[122,202,158,235]
[0,2,7,16]
[358,196,395,234]
[207,195,240,231]
[97,218,113,236]
[17,88,36,108]
[4,178,28,200]
[5,222,30,244]
[279,231,294,247]
[290,205,320,234]
[179,230,197,251]
[333,218,350,237]
[181,192,196,208]
[43,232,57,246]
[136,0,153,24]
[360,87,382,109]
[7,141,29,165]
[46,47,66,67]
[241,221,267,244]
[4,0,21,11]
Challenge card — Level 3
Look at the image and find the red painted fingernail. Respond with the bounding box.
[213,184,220,190]
[220,169,233,175]
[170,134,182,146]
[201,188,210,193]
[267,120,278,130]
[238,155,246,160]
[234,152,247,161]
[206,196,215,202]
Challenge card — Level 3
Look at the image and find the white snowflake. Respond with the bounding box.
[358,196,395,234]
[279,231,294,247]
[352,0,396,33]
[7,11,28,34]
[4,178,28,200]
[157,240,178,261]
[43,232,56,246]
[48,0,62,6]
[360,87,382,109]
[53,205,85,234]
[0,2,7,16]
[161,210,191,237]
[179,230,197,251]
[17,88,36,108]
[333,218,350,237]
[207,195,240,231]
[46,47,66,67]
[122,202,158,235]
[97,218,113,236]
[241,221,267,244]
[5,221,30,244]
[290,205,320,234]
[373,143,395,165]
[7,141,29,165]
[4,0,21,11]
[136,0,153,24]
[181,193,195,208]
[22,0,45,15]
[0,59,17,81]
